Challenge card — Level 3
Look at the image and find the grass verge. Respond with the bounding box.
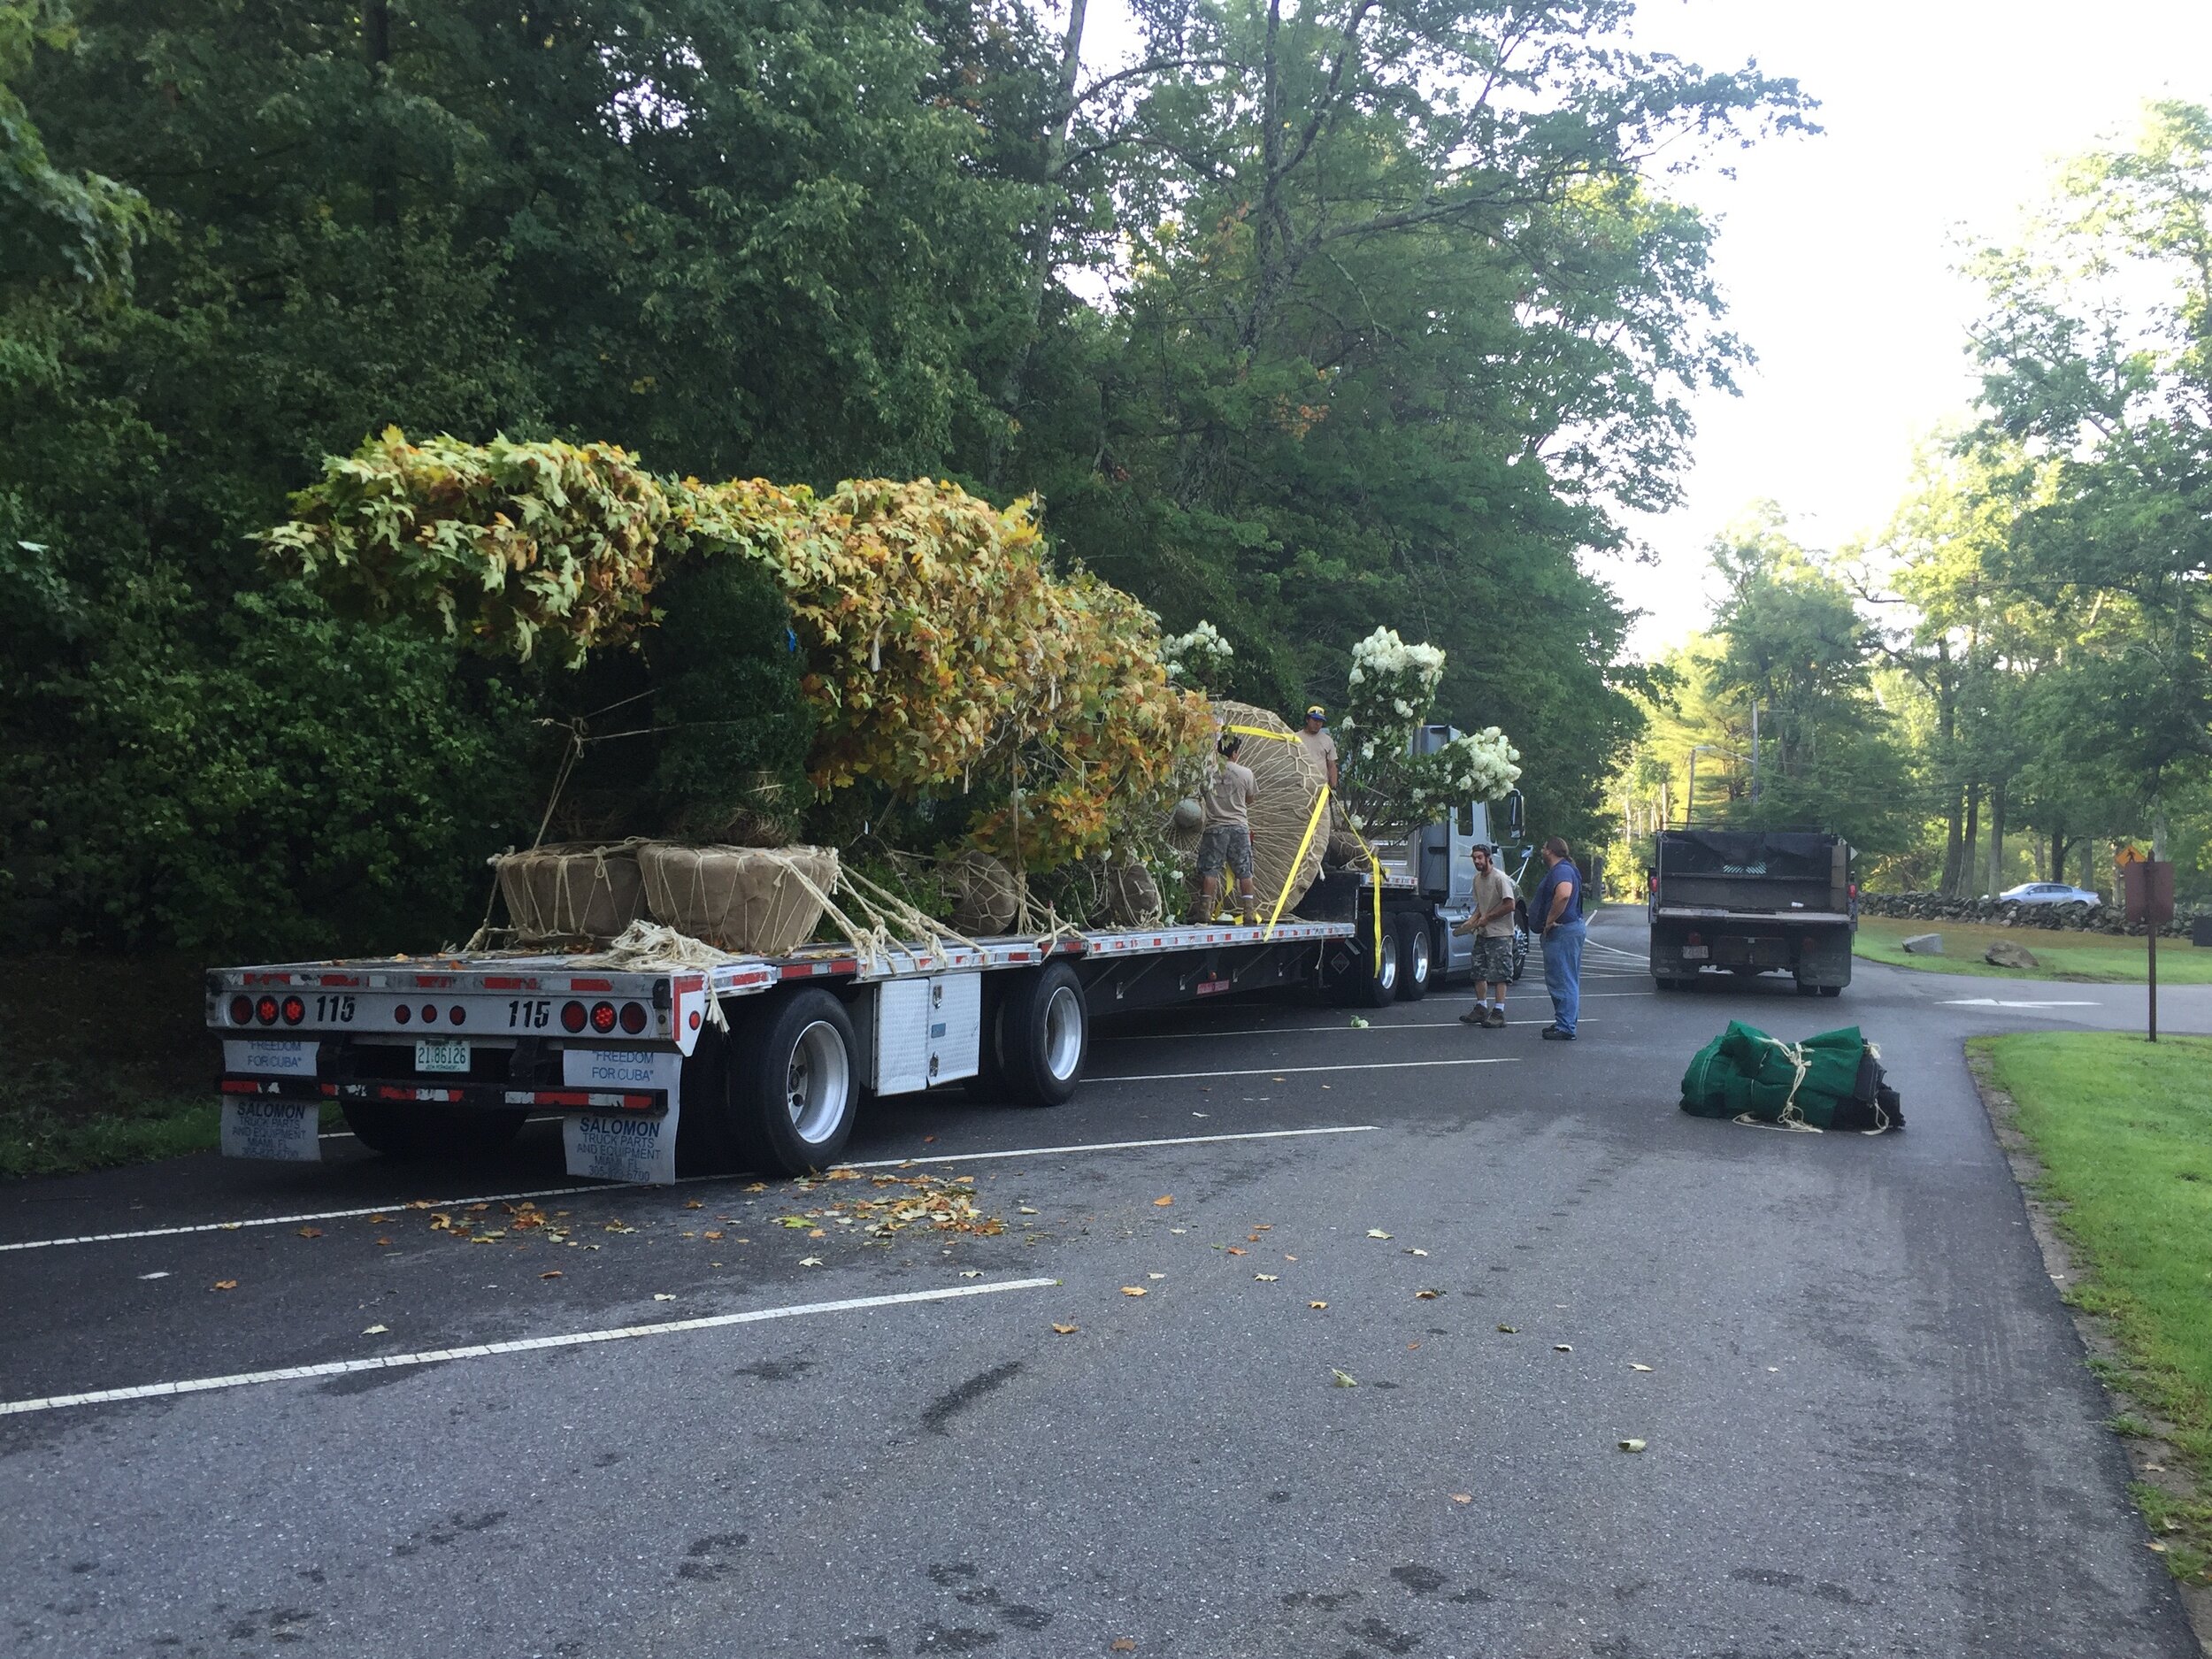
[0,1066,223,1179]
[1858,917,2212,984]
[1977,1030,2212,1585]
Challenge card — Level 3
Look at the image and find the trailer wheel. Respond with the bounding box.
[996,962,1087,1106]
[1818,984,1843,998]
[1333,913,1400,1008]
[1394,912,1433,1002]
[727,989,859,1175]
[338,1102,528,1161]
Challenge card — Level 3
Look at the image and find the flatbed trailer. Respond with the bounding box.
[208,917,1372,1181]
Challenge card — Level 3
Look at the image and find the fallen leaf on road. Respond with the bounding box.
[1618,1440,1647,1453]
[1248,1233,1262,1241]
[685,1200,703,1209]
[1256,1273,1279,1282]
[2148,1540,2169,1553]
[1284,1254,1297,1262]
[1630,1363,1652,1372]
[211,1280,237,1291]
[1367,1229,1392,1240]
[653,1293,675,1302]
[923,1135,936,1143]
[1112,1642,1137,1653]
[959,1270,982,1279]
[1349,1017,1370,1028]
[1309,1301,1328,1310]
[778,1217,810,1229]
[808,1228,826,1239]
[540,1271,563,1279]
[374,1238,392,1247]
[1495,1324,1517,1333]
[703,1231,723,1240]
[1555,1343,1572,1353]
[1406,1248,1428,1257]
[1415,1289,1439,1300]
[798,1256,823,1267]
[1225,1247,1246,1256]
[1330,1369,1358,1387]
[1153,1195,1174,1207]
[1018,1206,1039,1216]
[1253,1225,1271,1232]
[362,1324,388,1334]
[219,1221,242,1231]
[1120,1286,1148,1297]
[1052,1323,1079,1335]
[744,1182,767,1194]
[368,1214,389,1224]
[1450,1494,1472,1504]
[1147,1272,1166,1279]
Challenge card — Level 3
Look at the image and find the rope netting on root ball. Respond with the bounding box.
[1172,702,1328,920]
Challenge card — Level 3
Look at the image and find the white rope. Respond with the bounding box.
[1732,1034,1821,1133]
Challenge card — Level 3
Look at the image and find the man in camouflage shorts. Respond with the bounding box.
[1192,732,1261,924]
[1453,843,1517,1027]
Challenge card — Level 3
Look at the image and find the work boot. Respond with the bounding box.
[1486,1006,1508,1029]
[1239,905,1261,926]
[1458,1007,1488,1026]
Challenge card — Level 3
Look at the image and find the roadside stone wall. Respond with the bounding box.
[1859,891,2200,940]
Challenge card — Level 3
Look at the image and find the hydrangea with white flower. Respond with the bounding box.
[1335,626,1520,841]
[1161,619,1236,694]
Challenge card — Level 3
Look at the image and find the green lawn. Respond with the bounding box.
[1979,1032,2212,1580]
[1857,916,2212,984]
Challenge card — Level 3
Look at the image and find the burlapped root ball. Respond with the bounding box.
[637,843,840,957]
[1202,702,1329,919]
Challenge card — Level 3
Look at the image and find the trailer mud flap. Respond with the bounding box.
[221,1099,322,1162]
[562,1049,682,1183]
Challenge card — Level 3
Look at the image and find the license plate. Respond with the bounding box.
[1680,946,1709,960]
[415,1040,472,1073]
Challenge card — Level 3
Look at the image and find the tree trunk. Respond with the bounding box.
[2049,829,2070,884]
[1985,780,2007,895]
[1958,782,1980,898]
[1939,786,1964,896]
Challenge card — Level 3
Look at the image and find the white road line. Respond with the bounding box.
[0,1279,1056,1418]
[1093,1057,1519,1083]
[0,1126,1381,1256]
[1102,1018,1582,1042]
[1939,998,2103,1008]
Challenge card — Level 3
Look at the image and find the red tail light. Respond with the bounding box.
[1848,882,1858,899]
[420,1003,438,1024]
[256,995,280,1025]
[618,1002,647,1034]
[395,1003,412,1025]
[1686,931,1702,947]
[229,995,253,1025]
[449,1004,467,1026]
[590,1001,617,1034]
[280,995,305,1025]
[561,1001,588,1033]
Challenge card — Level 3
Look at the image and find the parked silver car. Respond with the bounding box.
[1998,881,2102,907]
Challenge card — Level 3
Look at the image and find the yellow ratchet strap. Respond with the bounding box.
[1263,783,1331,941]
[1219,724,1369,967]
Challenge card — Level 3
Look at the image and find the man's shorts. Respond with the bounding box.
[1196,824,1255,879]
[1471,933,1514,982]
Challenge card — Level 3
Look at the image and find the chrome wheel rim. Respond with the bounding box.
[785,1019,850,1144]
[1407,927,1430,985]
[1042,985,1084,1081]
[1378,931,1398,990]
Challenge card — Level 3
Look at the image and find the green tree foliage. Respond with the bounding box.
[0,0,1812,949]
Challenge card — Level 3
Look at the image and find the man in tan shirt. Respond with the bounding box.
[1298,706,1340,789]
[1452,843,1517,1027]
[1193,732,1261,925]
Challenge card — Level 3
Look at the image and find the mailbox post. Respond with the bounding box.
[2122,859,2176,1042]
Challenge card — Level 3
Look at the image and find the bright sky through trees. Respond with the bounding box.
[1610,0,2212,649]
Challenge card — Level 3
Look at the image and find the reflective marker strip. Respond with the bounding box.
[0,1279,1058,1418]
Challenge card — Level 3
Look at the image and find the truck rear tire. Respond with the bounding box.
[995,962,1087,1106]
[1333,914,1400,1008]
[1394,912,1433,1002]
[339,1102,528,1161]
[727,988,859,1175]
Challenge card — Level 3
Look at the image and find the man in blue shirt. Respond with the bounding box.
[1533,836,1586,1040]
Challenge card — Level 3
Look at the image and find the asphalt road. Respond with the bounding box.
[4,907,2207,1658]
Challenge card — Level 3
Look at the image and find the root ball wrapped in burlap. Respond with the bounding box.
[941,849,1020,935]
[1204,701,1329,917]
[495,843,649,942]
[1102,861,1162,926]
[637,843,840,956]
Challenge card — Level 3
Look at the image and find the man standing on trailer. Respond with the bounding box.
[1534,836,1586,1040]
[1298,705,1340,790]
[1453,843,1517,1027]
[1192,732,1262,925]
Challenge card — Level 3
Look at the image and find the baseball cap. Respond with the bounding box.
[1305,705,1326,722]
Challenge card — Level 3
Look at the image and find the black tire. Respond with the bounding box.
[338,1101,528,1161]
[1795,978,1820,997]
[1819,984,1843,998]
[1340,912,1401,1008]
[995,961,1087,1106]
[1394,911,1433,1002]
[963,983,1012,1103]
[727,988,859,1175]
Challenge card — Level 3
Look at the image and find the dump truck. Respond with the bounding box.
[1647,828,1855,995]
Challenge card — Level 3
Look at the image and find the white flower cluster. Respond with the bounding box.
[1415,729,1523,812]
[1340,626,1447,761]
[1161,619,1235,690]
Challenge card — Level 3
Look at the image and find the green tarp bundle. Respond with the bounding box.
[1680,1020,1902,1133]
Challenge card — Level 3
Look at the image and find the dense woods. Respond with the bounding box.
[1,0,1808,952]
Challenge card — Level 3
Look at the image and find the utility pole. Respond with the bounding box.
[1750,704,1761,806]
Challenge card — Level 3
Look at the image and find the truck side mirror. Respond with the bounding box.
[1503,789,1525,841]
